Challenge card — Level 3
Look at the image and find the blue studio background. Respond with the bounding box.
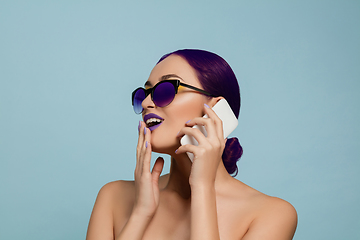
[1,1,359,239]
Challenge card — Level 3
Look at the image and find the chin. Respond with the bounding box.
[150,138,179,155]
[149,127,178,152]
[151,147,177,156]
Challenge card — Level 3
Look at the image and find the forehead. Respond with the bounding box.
[147,55,201,87]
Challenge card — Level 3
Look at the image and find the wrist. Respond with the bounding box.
[116,210,152,240]
[190,181,216,193]
[131,206,155,221]
[189,172,216,189]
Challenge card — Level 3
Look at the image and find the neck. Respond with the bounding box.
[164,152,232,199]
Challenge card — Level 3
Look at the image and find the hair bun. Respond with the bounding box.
[222,137,243,177]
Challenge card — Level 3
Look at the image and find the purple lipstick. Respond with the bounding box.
[143,113,164,131]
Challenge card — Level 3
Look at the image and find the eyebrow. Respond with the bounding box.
[144,74,183,87]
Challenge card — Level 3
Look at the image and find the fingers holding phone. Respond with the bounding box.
[178,99,238,161]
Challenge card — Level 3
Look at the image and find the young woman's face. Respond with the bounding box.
[142,54,210,154]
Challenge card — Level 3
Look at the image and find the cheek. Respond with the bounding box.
[170,94,205,119]
[149,95,205,151]
[163,94,206,133]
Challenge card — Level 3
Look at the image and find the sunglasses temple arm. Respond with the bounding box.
[179,83,215,97]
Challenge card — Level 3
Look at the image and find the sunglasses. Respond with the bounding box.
[131,79,216,114]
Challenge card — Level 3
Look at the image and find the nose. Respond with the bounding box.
[141,93,155,111]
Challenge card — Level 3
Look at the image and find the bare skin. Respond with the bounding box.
[86,55,297,240]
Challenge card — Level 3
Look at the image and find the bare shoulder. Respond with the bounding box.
[261,195,297,219]
[256,194,298,229]
[245,197,297,240]
[86,180,136,240]
[92,180,135,209]
[100,180,136,200]
[93,173,169,213]
[230,180,297,240]
[230,179,296,215]
[99,180,138,216]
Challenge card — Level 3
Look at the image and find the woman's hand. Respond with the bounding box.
[133,121,164,219]
[175,104,224,240]
[175,104,226,187]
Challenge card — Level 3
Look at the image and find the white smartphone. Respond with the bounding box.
[180,99,238,161]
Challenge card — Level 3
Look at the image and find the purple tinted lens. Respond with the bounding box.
[153,82,176,107]
[133,89,145,114]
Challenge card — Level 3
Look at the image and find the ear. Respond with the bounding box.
[207,96,225,108]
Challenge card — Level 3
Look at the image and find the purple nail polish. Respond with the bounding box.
[186,120,191,124]
[175,149,178,153]
[144,127,147,134]
[204,103,210,108]
[145,141,148,148]
[138,121,141,131]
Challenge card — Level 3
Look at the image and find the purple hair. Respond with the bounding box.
[158,49,243,176]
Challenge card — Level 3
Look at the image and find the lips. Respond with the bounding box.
[143,113,164,131]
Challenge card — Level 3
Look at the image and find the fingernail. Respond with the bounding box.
[138,121,141,131]
[204,103,210,108]
[175,149,178,154]
[185,120,191,124]
[145,141,148,148]
[144,127,147,134]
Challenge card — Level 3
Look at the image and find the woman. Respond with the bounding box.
[86,49,297,240]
